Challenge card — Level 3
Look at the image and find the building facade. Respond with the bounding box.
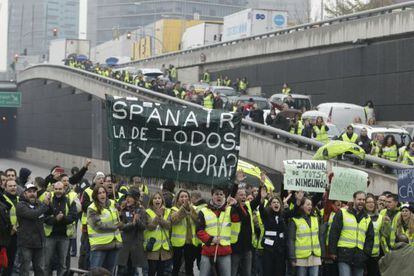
[7,0,79,64]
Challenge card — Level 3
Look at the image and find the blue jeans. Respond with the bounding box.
[90,249,119,273]
[231,250,252,276]
[296,265,319,276]
[338,262,364,276]
[199,255,231,276]
[44,237,70,276]
[20,247,44,276]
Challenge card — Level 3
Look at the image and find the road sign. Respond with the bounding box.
[0,92,21,107]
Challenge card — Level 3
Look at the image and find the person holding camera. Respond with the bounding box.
[87,184,123,274]
[117,188,147,276]
[144,191,172,276]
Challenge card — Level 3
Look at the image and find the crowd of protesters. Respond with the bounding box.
[1,161,414,276]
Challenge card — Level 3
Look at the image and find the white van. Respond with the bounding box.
[317,103,367,131]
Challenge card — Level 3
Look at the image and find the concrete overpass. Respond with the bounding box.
[118,2,414,120]
[15,64,410,194]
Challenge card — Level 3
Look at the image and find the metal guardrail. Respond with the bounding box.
[18,64,412,171]
[119,1,414,67]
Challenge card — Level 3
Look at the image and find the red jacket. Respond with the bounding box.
[196,202,240,257]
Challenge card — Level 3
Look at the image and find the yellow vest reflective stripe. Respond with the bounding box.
[382,145,398,161]
[341,133,358,143]
[87,200,122,246]
[201,207,232,246]
[313,126,329,144]
[4,195,18,227]
[170,206,197,247]
[81,187,93,225]
[388,212,401,250]
[143,208,171,251]
[371,214,383,257]
[239,81,247,90]
[292,216,321,259]
[44,196,74,237]
[338,209,371,250]
[253,210,264,250]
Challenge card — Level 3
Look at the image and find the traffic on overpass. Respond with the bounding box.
[3,1,414,276]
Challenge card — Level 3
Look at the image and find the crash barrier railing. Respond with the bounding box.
[119,1,414,68]
[18,64,412,172]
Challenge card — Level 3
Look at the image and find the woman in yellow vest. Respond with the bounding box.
[402,142,414,165]
[365,193,382,276]
[313,116,330,144]
[258,187,287,276]
[144,191,172,276]
[288,197,322,276]
[87,184,123,273]
[171,190,199,276]
[395,204,414,245]
[380,135,399,162]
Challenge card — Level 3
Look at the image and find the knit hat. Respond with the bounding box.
[93,171,105,183]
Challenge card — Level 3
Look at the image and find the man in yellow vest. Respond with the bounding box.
[203,70,211,84]
[380,193,400,253]
[196,185,238,276]
[328,191,374,276]
[340,125,359,144]
[203,91,214,109]
[44,181,77,276]
[230,186,261,276]
[3,180,19,275]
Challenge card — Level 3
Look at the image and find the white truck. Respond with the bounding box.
[49,39,91,65]
[222,8,288,42]
[181,22,223,50]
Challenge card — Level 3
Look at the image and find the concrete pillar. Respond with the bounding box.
[91,97,103,159]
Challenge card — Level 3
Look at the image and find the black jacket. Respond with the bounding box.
[356,135,372,154]
[44,195,77,237]
[16,197,51,248]
[250,109,264,124]
[328,208,374,267]
[259,204,287,254]
[0,193,12,247]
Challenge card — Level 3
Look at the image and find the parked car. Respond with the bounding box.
[351,124,412,147]
[224,95,272,112]
[317,102,367,131]
[269,93,312,111]
[401,124,414,139]
[209,86,238,97]
[191,82,210,94]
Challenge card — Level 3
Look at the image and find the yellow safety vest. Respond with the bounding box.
[402,151,414,166]
[201,206,232,246]
[252,210,264,250]
[87,200,122,247]
[230,202,255,245]
[326,211,336,246]
[170,206,197,247]
[292,216,321,259]
[338,209,371,250]
[3,194,18,227]
[203,73,210,83]
[81,187,93,225]
[381,145,398,161]
[193,204,207,246]
[143,208,171,251]
[203,95,213,109]
[44,196,75,238]
[313,125,329,144]
[282,87,291,95]
[239,81,247,90]
[371,214,383,257]
[341,133,358,143]
[290,121,304,135]
[224,79,231,86]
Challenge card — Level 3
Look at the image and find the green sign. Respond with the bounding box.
[0,92,21,107]
[329,167,368,201]
[283,160,327,193]
[106,96,242,186]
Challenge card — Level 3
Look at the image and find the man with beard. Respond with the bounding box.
[44,182,77,276]
[16,183,51,276]
[329,191,374,276]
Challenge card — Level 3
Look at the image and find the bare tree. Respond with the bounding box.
[325,0,398,17]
